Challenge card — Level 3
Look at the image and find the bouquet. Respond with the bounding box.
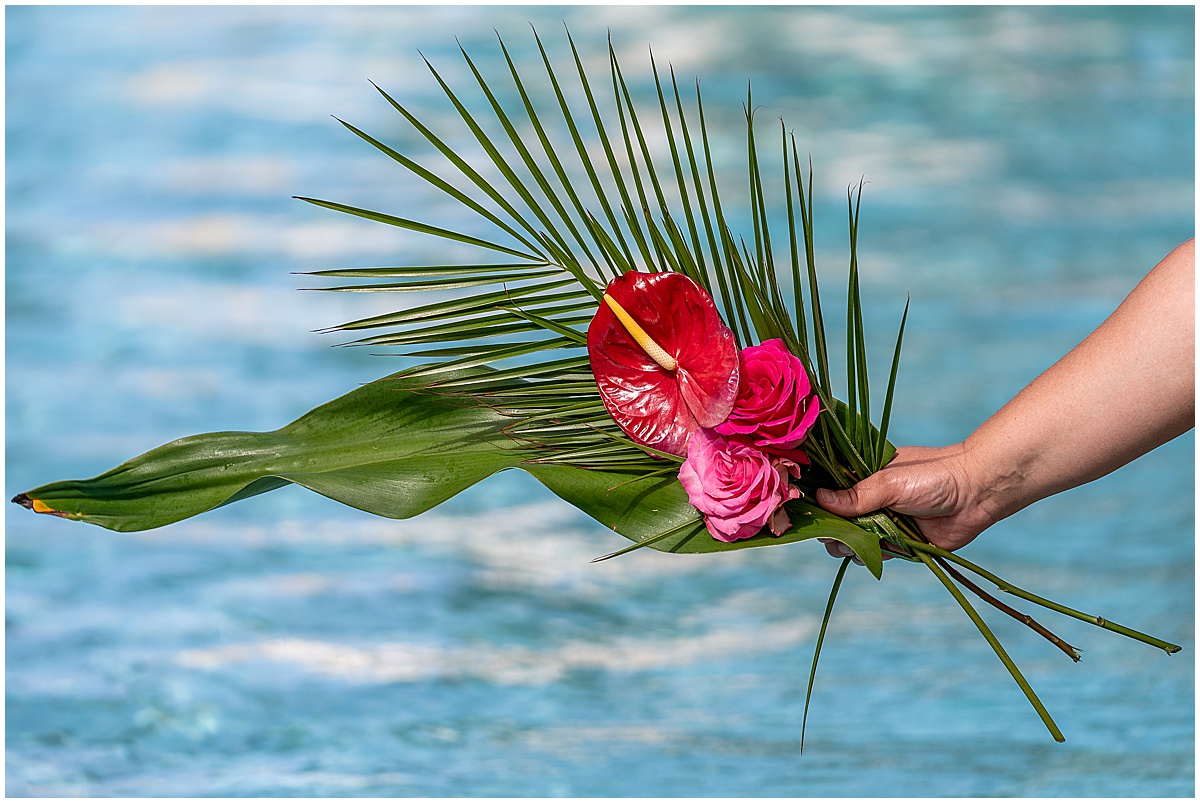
[14,29,1180,746]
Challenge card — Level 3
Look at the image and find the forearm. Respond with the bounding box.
[963,239,1195,523]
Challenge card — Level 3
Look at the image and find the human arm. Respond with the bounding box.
[818,238,1195,553]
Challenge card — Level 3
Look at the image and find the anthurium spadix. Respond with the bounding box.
[587,271,739,456]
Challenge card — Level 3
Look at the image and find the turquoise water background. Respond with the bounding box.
[6,5,1195,796]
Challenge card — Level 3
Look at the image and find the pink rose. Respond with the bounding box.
[678,427,802,542]
[714,338,820,454]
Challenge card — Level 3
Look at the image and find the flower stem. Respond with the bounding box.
[902,538,1182,655]
[935,556,1082,662]
[916,550,1066,743]
[878,512,1172,657]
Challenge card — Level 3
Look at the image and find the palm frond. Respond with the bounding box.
[303,29,907,490]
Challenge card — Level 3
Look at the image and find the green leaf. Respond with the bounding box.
[299,262,552,279]
[302,266,562,293]
[295,196,539,262]
[875,296,909,469]
[16,375,523,532]
[18,27,1180,750]
[332,115,544,257]
[803,556,852,754]
[326,280,587,333]
[16,372,881,571]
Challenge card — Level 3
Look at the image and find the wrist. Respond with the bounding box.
[959,435,1034,526]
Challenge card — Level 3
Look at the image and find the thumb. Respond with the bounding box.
[815,477,896,518]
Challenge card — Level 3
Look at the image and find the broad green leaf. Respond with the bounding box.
[15,374,523,532]
[16,371,882,573]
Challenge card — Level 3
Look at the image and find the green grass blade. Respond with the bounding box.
[399,337,582,378]
[802,557,851,754]
[793,148,831,397]
[782,123,809,355]
[916,551,1065,743]
[875,296,909,469]
[421,53,582,269]
[652,58,709,286]
[324,281,584,333]
[672,72,740,331]
[399,336,579,360]
[697,91,752,346]
[501,305,589,345]
[743,91,769,281]
[729,240,776,340]
[590,516,706,562]
[901,538,1183,655]
[743,99,794,344]
[583,213,638,278]
[659,212,704,283]
[532,26,638,274]
[607,42,658,243]
[848,181,873,460]
[420,355,594,390]
[337,305,593,348]
[299,262,550,279]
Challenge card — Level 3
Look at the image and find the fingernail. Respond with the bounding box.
[816,489,835,505]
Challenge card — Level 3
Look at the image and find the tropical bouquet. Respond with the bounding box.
[14,30,1180,746]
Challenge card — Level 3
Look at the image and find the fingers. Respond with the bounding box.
[815,477,897,518]
[819,537,892,564]
[819,538,864,565]
[815,476,898,567]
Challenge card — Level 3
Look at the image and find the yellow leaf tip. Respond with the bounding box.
[12,494,70,518]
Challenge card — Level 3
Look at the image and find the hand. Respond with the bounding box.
[816,239,1194,565]
[816,444,997,557]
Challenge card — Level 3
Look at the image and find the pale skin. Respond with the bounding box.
[819,238,1195,558]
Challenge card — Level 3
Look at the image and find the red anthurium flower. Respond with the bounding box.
[587,271,739,456]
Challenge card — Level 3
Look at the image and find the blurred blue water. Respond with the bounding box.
[6,5,1194,796]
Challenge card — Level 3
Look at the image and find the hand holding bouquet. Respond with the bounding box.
[15,28,1183,746]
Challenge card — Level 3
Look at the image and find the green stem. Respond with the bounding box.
[916,550,1066,743]
[859,512,1081,659]
[902,537,1182,655]
[936,556,1082,662]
